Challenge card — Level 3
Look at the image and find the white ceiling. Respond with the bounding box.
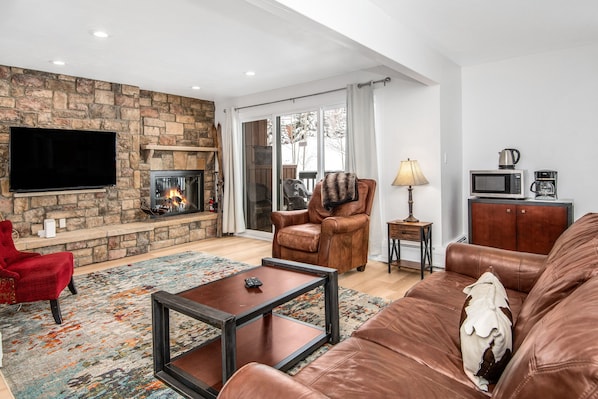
[372,0,598,66]
[1,0,598,101]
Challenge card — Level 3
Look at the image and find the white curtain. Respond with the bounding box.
[222,108,246,233]
[346,83,383,258]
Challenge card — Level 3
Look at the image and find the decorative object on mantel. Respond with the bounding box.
[392,158,429,223]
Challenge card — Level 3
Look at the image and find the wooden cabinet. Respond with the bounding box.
[468,198,573,255]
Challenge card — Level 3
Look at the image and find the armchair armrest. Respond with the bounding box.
[445,243,546,293]
[321,214,369,235]
[271,210,310,229]
[218,363,329,399]
[0,267,19,280]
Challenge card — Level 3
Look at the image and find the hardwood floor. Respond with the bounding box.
[0,235,423,398]
[74,235,423,300]
[0,373,11,399]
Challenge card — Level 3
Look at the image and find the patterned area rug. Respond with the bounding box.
[0,252,389,398]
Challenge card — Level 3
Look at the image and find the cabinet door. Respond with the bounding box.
[470,202,517,251]
[516,205,568,254]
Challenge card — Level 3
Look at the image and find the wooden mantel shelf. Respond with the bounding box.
[141,144,219,163]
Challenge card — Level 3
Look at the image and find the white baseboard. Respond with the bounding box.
[373,236,469,270]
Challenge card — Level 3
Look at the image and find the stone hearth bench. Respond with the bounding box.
[15,212,218,267]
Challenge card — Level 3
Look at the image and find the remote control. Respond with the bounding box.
[244,277,263,288]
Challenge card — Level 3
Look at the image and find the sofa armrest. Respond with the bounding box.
[218,363,329,399]
[271,210,310,229]
[321,214,369,235]
[445,243,546,293]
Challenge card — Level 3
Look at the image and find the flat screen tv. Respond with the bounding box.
[9,127,117,192]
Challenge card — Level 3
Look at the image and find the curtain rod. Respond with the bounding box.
[357,76,391,88]
[232,76,391,112]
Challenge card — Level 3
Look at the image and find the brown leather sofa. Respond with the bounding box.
[271,178,376,274]
[218,212,598,399]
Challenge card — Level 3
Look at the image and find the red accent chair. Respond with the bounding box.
[0,220,77,324]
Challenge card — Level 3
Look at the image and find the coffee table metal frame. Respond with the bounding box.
[151,257,339,399]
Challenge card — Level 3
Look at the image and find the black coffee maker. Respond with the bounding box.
[530,170,557,200]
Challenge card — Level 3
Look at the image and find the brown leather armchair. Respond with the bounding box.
[271,178,376,273]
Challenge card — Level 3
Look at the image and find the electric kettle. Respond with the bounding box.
[498,148,520,169]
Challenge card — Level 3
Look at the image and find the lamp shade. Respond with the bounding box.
[392,159,429,187]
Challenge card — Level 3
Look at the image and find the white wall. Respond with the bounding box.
[221,0,465,268]
[463,44,598,221]
[375,78,443,261]
[216,71,456,265]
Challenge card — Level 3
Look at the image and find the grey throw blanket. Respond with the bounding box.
[321,172,359,210]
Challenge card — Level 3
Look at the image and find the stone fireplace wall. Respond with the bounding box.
[139,89,215,210]
[0,65,217,264]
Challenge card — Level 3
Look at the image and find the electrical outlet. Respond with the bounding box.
[59,218,66,228]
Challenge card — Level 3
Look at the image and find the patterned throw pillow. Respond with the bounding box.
[459,272,513,391]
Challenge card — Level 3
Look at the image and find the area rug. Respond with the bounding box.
[0,252,389,398]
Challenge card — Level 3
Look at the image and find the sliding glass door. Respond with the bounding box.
[278,111,316,210]
[242,119,273,233]
[278,106,346,211]
[241,103,346,233]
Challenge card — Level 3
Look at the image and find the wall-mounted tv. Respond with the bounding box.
[9,127,117,193]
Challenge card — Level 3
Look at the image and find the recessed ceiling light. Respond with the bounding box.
[51,60,66,66]
[245,71,256,77]
[191,86,201,90]
[92,30,109,38]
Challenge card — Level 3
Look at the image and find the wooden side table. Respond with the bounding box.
[387,220,433,279]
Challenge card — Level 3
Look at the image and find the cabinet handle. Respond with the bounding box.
[506,208,511,213]
[521,209,526,214]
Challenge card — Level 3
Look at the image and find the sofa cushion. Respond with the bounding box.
[493,275,598,399]
[406,271,528,324]
[276,223,321,252]
[352,296,477,389]
[294,337,488,399]
[513,236,598,350]
[459,272,513,392]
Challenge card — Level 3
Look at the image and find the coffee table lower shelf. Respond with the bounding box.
[156,313,327,398]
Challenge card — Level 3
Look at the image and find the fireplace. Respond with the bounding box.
[149,170,204,217]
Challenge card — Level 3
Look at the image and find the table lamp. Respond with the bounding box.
[392,158,429,222]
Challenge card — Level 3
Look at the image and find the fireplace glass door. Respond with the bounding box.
[149,171,203,217]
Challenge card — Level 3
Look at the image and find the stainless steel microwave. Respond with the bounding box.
[470,170,525,199]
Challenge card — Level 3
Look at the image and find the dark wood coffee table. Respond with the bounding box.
[151,257,339,399]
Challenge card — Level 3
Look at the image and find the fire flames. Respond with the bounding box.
[166,188,187,211]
